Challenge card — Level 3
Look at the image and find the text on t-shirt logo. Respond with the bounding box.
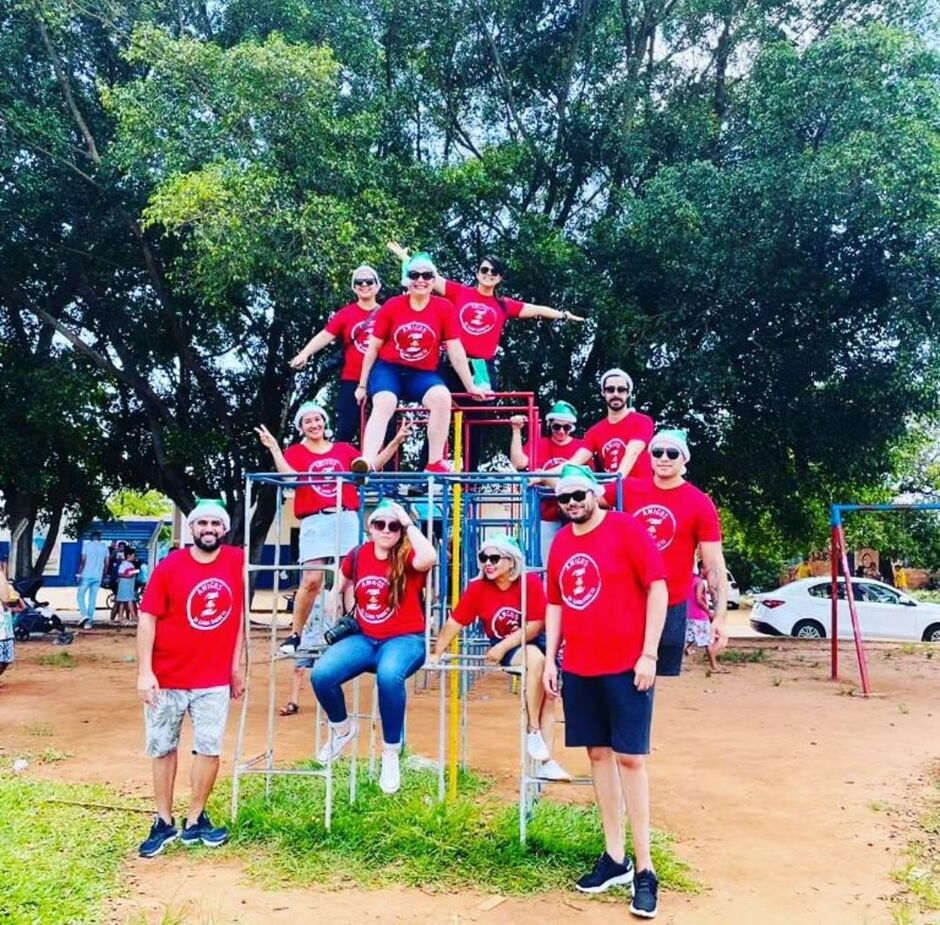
[601,438,627,471]
[186,578,234,631]
[635,503,677,550]
[393,321,435,362]
[558,554,602,610]
[355,575,392,624]
[491,606,521,639]
[460,302,497,335]
[351,318,375,354]
[544,456,567,469]
[307,458,343,499]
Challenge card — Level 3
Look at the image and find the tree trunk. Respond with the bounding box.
[5,490,37,578]
[32,498,65,577]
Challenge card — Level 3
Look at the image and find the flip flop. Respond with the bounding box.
[279,701,300,716]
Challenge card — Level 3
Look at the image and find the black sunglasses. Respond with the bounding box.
[557,490,589,504]
[603,385,629,395]
[550,422,574,432]
[478,552,507,565]
[478,265,500,276]
[353,278,377,286]
[651,447,681,460]
[407,270,435,281]
[371,519,402,533]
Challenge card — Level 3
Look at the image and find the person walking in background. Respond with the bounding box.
[544,464,667,918]
[569,369,654,480]
[136,500,245,858]
[289,265,384,444]
[686,573,719,672]
[509,400,591,563]
[311,500,437,794]
[76,530,110,629]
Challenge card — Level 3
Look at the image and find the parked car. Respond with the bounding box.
[751,577,940,643]
[727,570,741,609]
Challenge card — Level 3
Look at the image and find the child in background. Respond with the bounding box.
[0,562,16,679]
[687,572,719,671]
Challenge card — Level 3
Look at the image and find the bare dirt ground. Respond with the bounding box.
[3,619,939,925]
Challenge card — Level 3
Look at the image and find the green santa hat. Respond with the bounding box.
[479,533,524,581]
[545,401,578,424]
[187,498,230,532]
[294,401,332,436]
[649,428,690,462]
[554,464,601,497]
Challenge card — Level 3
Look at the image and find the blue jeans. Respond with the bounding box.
[311,632,425,747]
[76,578,101,622]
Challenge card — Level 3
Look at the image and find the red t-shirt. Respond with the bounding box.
[373,294,459,371]
[442,280,524,360]
[141,546,244,689]
[583,412,655,477]
[525,435,592,521]
[451,572,546,640]
[341,541,426,640]
[621,478,722,605]
[324,302,378,382]
[283,442,360,517]
[547,512,665,676]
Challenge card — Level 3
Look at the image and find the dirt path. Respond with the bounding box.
[3,629,938,924]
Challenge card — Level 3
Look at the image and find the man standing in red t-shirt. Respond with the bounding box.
[135,500,245,859]
[610,429,729,677]
[544,464,667,919]
[570,369,655,480]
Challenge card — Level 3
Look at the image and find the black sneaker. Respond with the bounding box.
[138,816,178,858]
[279,632,301,656]
[630,869,659,919]
[180,811,230,848]
[575,851,635,893]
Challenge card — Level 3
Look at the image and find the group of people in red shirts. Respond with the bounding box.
[134,244,730,921]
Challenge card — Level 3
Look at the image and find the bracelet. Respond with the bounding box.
[641,652,658,661]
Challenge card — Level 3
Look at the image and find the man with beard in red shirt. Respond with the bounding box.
[544,464,667,919]
[570,369,654,480]
[603,429,729,676]
[136,500,245,859]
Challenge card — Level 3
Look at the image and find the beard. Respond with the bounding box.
[193,532,223,552]
[606,397,626,411]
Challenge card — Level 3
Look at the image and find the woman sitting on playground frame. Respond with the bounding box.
[429,534,571,782]
[311,500,437,794]
[352,253,489,474]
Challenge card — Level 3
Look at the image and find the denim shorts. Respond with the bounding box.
[489,633,546,667]
[298,509,359,563]
[368,358,446,403]
[561,670,654,755]
[658,601,688,676]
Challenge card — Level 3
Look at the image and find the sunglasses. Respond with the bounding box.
[651,447,681,460]
[371,519,402,533]
[478,265,500,276]
[556,490,589,504]
[478,552,508,565]
[550,422,573,433]
[603,386,629,395]
[407,270,435,281]
[353,278,377,286]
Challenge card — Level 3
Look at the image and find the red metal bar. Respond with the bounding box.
[830,527,839,681]
[835,524,872,696]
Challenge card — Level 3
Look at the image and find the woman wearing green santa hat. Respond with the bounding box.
[429,533,571,781]
[509,400,593,564]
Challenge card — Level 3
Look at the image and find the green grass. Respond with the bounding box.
[892,764,940,923]
[718,647,766,664]
[0,772,144,924]
[227,762,697,895]
[36,651,76,668]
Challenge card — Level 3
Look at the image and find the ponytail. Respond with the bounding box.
[387,533,413,610]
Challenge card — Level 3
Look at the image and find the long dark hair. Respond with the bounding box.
[481,253,509,314]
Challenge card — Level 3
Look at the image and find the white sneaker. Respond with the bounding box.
[317,720,358,763]
[526,730,551,762]
[538,759,572,782]
[379,749,401,794]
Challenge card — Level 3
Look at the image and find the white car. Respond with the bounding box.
[727,570,741,609]
[751,577,940,643]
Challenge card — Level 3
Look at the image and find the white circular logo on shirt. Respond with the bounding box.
[601,438,627,471]
[491,606,521,639]
[186,578,234,631]
[355,576,392,624]
[393,322,435,362]
[544,455,567,469]
[351,318,375,355]
[308,458,343,499]
[558,554,602,610]
[635,503,677,550]
[460,302,498,336]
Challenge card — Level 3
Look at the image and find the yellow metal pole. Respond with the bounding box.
[448,411,464,801]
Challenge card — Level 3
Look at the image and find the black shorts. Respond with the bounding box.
[657,601,688,677]
[561,670,654,755]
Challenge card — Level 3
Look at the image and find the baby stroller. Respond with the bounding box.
[11,577,73,645]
